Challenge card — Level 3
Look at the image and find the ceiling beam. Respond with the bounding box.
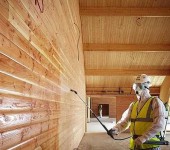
[86,87,160,92]
[83,43,170,52]
[80,7,170,16]
[86,87,160,96]
[85,69,170,76]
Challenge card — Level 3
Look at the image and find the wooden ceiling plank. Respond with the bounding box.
[80,7,170,16]
[86,69,170,76]
[83,43,170,51]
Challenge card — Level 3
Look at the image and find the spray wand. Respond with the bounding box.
[70,89,131,140]
[70,89,109,133]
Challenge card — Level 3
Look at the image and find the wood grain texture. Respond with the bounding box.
[79,0,170,8]
[83,43,170,51]
[80,7,170,16]
[86,69,170,76]
[0,0,85,149]
[116,96,135,122]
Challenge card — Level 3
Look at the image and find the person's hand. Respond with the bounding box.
[134,137,143,146]
[107,128,118,138]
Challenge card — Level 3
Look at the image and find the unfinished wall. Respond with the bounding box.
[0,0,85,149]
[116,95,135,122]
[91,97,116,118]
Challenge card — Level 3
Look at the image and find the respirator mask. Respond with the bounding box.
[133,83,148,95]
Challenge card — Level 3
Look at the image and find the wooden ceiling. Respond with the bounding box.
[79,0,170,96]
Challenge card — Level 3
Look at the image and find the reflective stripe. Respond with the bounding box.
[131,118,153,122]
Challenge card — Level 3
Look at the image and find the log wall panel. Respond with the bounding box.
[1,124,42,149]
[6,128,58,150]
[0,54,61,94]
[0,11,80,91]
[0,3,75,88]
[10,138,37,150]
[0,0,85,149]
[0,34,62,90]
[0,72,60,101]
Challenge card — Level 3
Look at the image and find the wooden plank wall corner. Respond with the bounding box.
[0,0,86,150]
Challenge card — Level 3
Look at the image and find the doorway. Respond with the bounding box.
[99,104,109,117]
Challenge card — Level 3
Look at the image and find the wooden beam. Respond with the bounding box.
[80,7,170,16]
[83,43,170,52]
[86,95,117,98]
[86,87,160,96]
[85,69,170,76]
[160,76,170,103]
[87,87,160,92]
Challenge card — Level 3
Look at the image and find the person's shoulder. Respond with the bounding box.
[152,96,164,105]
[152,96,162,101]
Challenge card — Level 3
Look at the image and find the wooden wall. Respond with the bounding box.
[116,95,135,122]
[0,0,86,150]
[160,76,170,104]
[91,97,116,118]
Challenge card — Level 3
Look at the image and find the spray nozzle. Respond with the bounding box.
[70,89,77,94]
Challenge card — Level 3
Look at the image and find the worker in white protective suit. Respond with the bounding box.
[108,74,166,150]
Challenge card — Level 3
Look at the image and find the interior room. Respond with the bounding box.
[0,0,170,150]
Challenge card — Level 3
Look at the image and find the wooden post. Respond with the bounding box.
[160,76,170,104]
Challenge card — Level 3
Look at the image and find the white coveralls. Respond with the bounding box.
[114,89,166,146]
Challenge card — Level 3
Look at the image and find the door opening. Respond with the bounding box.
[98,104,109,117]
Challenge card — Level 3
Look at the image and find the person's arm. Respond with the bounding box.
[113,102,134,133]
[136,97,166,144]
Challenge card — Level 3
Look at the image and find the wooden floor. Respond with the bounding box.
[77,132,170,150]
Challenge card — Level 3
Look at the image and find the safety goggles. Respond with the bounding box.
[132,83,145,91]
